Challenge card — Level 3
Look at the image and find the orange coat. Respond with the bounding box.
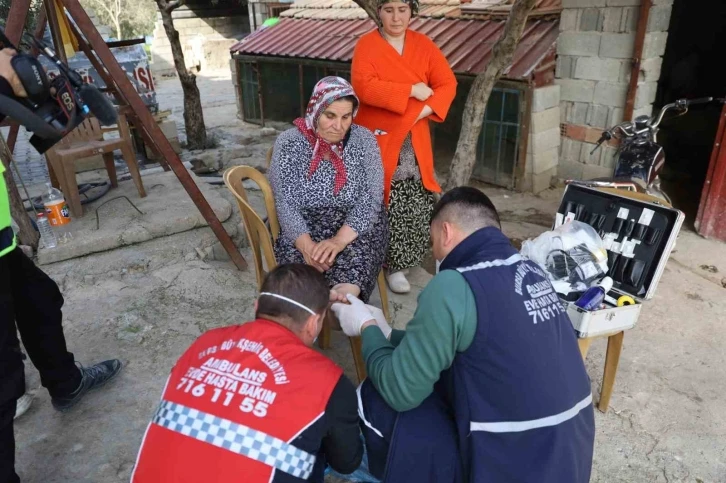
[352,29,457,204]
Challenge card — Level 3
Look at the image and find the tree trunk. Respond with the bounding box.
[156,0,208,150]
[444,0,538,190]
[0,136,39,250]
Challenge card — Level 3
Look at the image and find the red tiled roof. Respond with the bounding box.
[230,17,559,79]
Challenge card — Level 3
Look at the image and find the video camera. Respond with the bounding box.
[0,26,117,154]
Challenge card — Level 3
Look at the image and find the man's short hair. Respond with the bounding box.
[431,187,501,232]
[255,264,329,324]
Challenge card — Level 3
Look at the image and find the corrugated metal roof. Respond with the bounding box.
[279,0,560,20]
[460,0,561,17]
[230,17,558,79]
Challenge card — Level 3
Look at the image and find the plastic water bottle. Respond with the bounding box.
[42,183,72,244]
[36,212,57,249]
[574,277,613,311]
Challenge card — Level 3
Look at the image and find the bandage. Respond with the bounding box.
[259,292,316,315]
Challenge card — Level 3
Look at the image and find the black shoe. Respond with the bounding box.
[51,359,123,412]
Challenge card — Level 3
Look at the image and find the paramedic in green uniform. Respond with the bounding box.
[0,47,122,482]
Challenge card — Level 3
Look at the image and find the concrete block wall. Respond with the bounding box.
[151,15,250,76]
[523,85,561,193]
[555,0,673,179]
[248,0,268,31]
[247,0,294,31]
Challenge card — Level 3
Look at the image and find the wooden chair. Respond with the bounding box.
[224,165,391,383]
[45,113,146,217]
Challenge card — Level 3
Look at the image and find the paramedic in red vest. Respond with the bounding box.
[132,263,362,482]
[332,187,596,482]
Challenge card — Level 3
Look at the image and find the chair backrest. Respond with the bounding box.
[60,116,104,145]
[223,165,281,289]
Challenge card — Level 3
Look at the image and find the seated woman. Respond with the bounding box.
[269,76,388,303]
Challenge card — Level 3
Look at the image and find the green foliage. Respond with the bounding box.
[78,0,157,40]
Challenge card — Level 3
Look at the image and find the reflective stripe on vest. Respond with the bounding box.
[456,254,523,273]
[0,163,17,257]
[470,393,592,433]
[152,399,317,480]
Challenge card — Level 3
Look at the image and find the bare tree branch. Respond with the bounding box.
[444,0,538,189]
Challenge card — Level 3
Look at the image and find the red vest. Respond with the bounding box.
[132,319,343,482]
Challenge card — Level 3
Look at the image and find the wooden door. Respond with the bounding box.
[696,103,726,241]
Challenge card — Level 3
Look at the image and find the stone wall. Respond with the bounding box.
[555,0,673,180]
[151,15,250,76]
[523,85,561,193]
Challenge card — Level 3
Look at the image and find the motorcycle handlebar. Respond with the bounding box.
[596,97,716,143]
[686,97,713,106]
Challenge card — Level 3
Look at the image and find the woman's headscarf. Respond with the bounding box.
[377,0,419,16]
[293,76,359,196]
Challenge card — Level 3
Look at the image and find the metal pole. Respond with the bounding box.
[623,0,652,121]
[59,0,248,270]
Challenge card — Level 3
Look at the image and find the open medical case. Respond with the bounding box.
[554,185,685,338]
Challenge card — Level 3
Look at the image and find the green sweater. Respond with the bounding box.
[361,270,478,411]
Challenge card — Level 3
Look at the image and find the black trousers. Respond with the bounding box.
[0,247,81,482]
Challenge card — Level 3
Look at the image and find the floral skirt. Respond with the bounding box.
[274,207,389,303]
[386,178,435,273]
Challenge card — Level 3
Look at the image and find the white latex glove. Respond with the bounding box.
[365,304,392,340]
[331,294,375,337]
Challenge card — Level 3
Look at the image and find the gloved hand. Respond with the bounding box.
[365,304,392,340]
[331,294,376,337]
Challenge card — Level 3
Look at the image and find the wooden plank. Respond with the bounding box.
[4,0,32,44]
[3,0,34,154]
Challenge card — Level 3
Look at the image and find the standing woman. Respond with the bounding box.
[352,0,456,293]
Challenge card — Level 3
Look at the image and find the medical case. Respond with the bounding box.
[554,185,685,338]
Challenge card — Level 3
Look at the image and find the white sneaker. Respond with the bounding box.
[387,271,411,294]
[14,393,34,420]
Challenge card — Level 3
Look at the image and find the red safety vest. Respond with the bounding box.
[132,319,343,482]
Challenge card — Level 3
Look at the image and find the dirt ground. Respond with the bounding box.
[11,70,726,482]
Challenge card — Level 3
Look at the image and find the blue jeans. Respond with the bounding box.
[324,433,380,482]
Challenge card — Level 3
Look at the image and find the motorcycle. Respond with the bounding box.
[567,97,721,205]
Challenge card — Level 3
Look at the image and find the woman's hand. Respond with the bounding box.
[312,224,358,266]
[416,105,434,123]
[312,238,347,266]
[295,234,331,272]
[410,82,434,102]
